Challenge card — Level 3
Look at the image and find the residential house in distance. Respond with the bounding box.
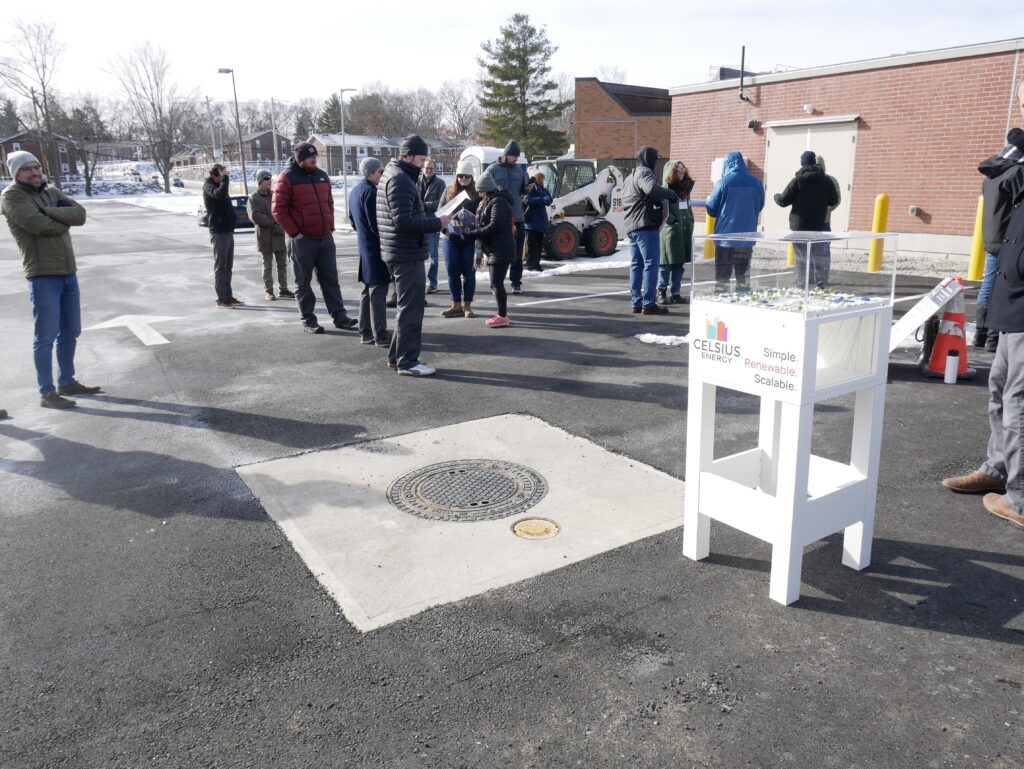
[239,130,292,168]
[0,129,79,179]
[308,133,466,176]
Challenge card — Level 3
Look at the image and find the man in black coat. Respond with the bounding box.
[376,135,451,377]
[203,164,242,307]
[774,151,839,288]
[942,80,1024,529]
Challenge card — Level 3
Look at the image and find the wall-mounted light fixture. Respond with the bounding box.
[747,119,760,130]
[803,104,815,115]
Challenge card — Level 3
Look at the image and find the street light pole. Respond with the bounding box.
[339,88,356,208]
[218,67,249,194]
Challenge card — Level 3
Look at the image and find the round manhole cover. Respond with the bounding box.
[387,459,548,522]
[511,518,560,540]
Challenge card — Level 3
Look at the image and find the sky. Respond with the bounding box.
[2,1,1021,105]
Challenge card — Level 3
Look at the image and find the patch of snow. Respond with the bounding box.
[636,333,689,346]
[533,250,630,277]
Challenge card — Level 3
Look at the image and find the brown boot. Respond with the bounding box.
[441,302,463,318]
[983,493,1024,527]
[941,470,1006,494]
[463,302,475,318]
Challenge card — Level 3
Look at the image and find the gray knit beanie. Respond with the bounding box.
[360,157,383,178]
[7,150,40,178]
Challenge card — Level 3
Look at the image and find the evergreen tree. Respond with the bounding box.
[0,96,19,137]
[477,14,569,157]
[314,94,342,134]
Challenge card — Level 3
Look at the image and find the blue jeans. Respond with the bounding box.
[29,274,82,396]
[978,251,999,305]
[444,240,476,302]
[628,229,660,307]
[658,264,685,295]
[426,231,440,289]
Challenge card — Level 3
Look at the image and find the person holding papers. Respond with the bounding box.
[439,160,481,318]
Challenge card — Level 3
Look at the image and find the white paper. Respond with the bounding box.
[436,190,469,218]
[678,200,689,209]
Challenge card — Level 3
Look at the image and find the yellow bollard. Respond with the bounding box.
[704,215,716,260]
[968,195,986,282]
[867,193,890,272]
[786,243,795,267]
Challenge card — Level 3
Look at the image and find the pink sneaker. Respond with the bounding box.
[485,314,510,327]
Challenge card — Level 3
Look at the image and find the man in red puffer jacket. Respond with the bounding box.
[272,141,356,333]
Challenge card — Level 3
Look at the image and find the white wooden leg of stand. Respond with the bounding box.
[758,397,783,495]
[843,384,885,570]
[769,539,805,605]
[684,381,715,561]
[768,401,813,605]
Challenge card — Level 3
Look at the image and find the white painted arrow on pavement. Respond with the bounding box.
[86,315,184,346]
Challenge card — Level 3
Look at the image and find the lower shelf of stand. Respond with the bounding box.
[694,449,869,546]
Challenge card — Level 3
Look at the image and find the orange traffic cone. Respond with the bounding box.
[924,278,976,379]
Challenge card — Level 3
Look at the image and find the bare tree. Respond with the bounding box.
[0,20,64,186]
[596,65,627,83]
[437,80,481,140]
[112,43,196,192]
[406,88,444,138]
[555,72,575,144]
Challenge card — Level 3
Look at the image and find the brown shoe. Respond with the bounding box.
[278,288,295,298]
[983,493,1024,527]
[57,381,102,396]
[441,302,463,318]
[463,302,475,318]
[941,471,1006,494]
[41,392,76,409]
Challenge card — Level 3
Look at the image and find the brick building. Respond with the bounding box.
[308,133,465,176]
[574,78,671,168]
[0,130,79,180]
[669,38,1024,267]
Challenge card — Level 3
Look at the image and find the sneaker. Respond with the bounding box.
[397,362,437,376]
[642,304,670,315]
[511,286,522,295]
[333,316,357,330]
[375,332,393,347]
[278,288,295,298]
[983,493,1024,527]
[360,336,376,345]
[631,305,642,314]
[485,314,510,327]
[265,291,276,301]
[941,471,1006,494]
[228,298,245,306]
[216,301,233,308]
[57,381,102,396]
[425,285,438,294]
[386,295,397,308]
[41,392,76,409]
[386,360,398,369]
[303,323,325,334]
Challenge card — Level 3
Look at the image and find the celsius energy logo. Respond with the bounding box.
[705,317,728,341]
[693,316,740,362]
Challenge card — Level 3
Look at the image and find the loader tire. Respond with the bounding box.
[582,221,618,257]
[545,222,580,260]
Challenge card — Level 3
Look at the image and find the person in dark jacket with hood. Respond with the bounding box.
[478,140,530,293]
[272,142,356,333]
[973,128,1024,350]
[418,157,446,293]
[705,151,764,293]
[523,172,552,272]
[774,150,839,288]
[247,169,292,300]
[620,145,678,314]
[376,134,451,376]
[203,163,242,308]
[349,157,390,347]
[474,174,516,327]
[942,80,1024,530]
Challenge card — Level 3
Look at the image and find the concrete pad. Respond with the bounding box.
[237,414,684,632]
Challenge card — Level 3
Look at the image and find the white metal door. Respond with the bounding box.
[762,121,857,233]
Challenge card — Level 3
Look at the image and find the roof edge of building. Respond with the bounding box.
[669,37,1024,96]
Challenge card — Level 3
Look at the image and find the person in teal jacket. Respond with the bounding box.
[658,160,694,304]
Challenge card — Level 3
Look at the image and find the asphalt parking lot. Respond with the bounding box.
[0,200,1021,769]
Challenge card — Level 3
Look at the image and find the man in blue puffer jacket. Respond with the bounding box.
[705,151,765,292]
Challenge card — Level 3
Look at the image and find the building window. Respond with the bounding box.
[344,161,352,173]
[61,163,69,173]
[435,164,444,173]
[373,146,381,155]
[58,144,66,154]
[357,146,367,157]
[12,142,20,151]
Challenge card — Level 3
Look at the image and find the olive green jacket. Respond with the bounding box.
[659,160,694,266]
[1,182,86,278]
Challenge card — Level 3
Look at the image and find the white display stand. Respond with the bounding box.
[684,233,895,604]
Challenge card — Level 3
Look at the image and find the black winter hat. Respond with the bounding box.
[294,141,317,162]
[800,150,817,166]
[1007,128,1024,153]
[400,134,429,157]
[636,145,659,169]
[502,140,521,157]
